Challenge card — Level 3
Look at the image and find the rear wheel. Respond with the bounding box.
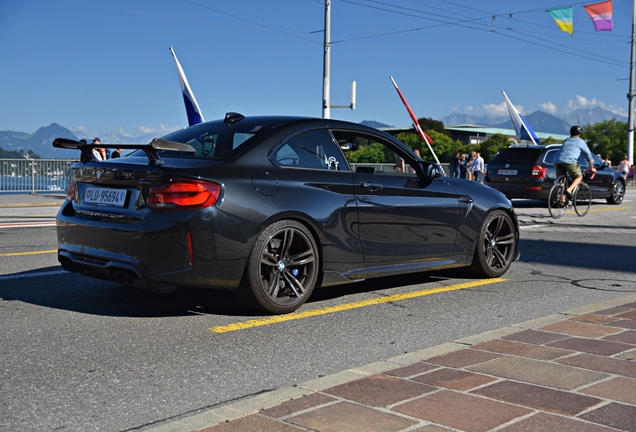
[548,181,567,219]
[574,182,592,217]
[235,220,319,314]
[469,210,517,278]
[606,179,625,204]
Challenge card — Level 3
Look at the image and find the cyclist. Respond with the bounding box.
[554,125,596,204]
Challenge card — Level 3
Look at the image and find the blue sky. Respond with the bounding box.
[0,0,632,138]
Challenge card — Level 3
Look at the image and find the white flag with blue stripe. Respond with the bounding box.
[502,91,539,144]
[170,46,205,126]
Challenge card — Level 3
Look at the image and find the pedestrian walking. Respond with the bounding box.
[618,155,631,181]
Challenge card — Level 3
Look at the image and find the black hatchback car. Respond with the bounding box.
[484,144,625,204]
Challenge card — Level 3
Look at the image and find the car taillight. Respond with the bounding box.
[147,179,221,210]
[530,165,547,179]
[66,179,76,201]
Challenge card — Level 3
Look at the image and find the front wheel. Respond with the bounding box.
[469,210,518,278]
[235,220,319,314]
[548,182,566,219]
[574,182,591,217]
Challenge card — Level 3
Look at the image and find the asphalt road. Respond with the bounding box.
[1,194,635,431]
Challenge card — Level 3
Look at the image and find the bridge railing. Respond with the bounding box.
[0,159,454,194]
[0,159,77,194]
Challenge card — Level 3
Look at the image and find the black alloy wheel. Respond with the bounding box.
[469,210,517,278]
[236,220,319,314]
[607,179,625,205]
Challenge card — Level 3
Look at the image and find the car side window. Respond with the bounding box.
[331,130,417,177]
[274,129,348,170]
[543,149,558,165]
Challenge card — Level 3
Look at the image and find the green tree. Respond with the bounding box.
[542,136,561,145]
[345,142,388,163]
[417,117,448,136]
[480,134,511,162]
[420,130,463,162]
[395,131,421,152]
[583,120,628,165]
[0,145,40,159]
[395,130,463,163]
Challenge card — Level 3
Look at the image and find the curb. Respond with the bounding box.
[0,202,62,208]
[147,292,636,432]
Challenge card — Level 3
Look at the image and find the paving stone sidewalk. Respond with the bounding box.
[152,295,636,432]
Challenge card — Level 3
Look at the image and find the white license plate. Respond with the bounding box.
[498,169,518,176]
[84,187,127,207]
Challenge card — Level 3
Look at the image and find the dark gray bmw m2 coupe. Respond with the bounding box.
[53,113,519,314]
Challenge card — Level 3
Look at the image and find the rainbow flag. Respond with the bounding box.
[584,0,613,31]
[547,6,574,36]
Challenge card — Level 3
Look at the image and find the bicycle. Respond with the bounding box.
[548,173,593,219]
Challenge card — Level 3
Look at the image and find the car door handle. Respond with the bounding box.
[459,196,473,203]
[361,181,383,192]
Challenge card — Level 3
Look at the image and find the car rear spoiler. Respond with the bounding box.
[52,138,195,165]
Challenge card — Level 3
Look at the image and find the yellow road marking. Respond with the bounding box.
[210,278,506,334]
[0,250,57,257]
[564,205,632,215]
[587,205,632,213]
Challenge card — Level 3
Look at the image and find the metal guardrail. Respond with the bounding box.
[351,162,451,175]
[0,159,454,194]
[0,159,76,194]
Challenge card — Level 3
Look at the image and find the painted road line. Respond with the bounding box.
[210,278,506,334]
[562,205,632,215]
[0,249,57,257]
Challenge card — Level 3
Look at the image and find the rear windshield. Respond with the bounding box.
[488,148,542,165]
[156,121,274,160]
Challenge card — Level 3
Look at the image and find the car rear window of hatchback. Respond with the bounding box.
[490,148,542,164]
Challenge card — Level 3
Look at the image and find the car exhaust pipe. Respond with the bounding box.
[123,272,136,286]
[59,258,76,273]
[112,272,124,284]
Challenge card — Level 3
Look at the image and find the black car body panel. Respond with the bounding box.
[54,115,519,312]
[485,144,626,203]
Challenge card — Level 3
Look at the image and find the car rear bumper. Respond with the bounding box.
[55,200,257,291]
[484,182,550,200]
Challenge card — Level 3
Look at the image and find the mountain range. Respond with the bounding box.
[0,106,627,159]
[439,107,627,135]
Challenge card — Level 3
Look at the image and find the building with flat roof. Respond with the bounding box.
[380,125,568,145]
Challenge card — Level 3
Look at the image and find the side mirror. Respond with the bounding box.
[418,161,444,178]
[339,141,359,151]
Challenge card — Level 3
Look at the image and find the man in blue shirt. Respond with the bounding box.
[472,151,485,182]
[555,125,596,203]
[451,151,461,178]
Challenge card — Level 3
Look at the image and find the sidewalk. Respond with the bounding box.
[0,192,66,208]
[152,295,636,432]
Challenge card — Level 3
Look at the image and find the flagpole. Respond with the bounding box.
[629,0,635,164]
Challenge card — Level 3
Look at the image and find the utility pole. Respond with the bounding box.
[322,0,331,119]
[629,0,635,164]
[321,0,356,118]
